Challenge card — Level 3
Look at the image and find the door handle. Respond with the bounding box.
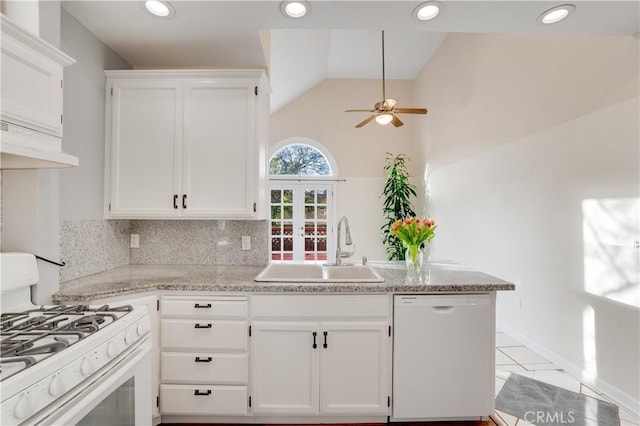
[195,356,213,363]
[194,323,212,329]
[323,331,328,349]
[194,303,212,309]
[194,389,211,396]
[182,194,187,209]
[312,331,317,349]
[173,194,178,209]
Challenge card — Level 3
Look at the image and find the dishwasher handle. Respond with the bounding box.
[432,306,455,313]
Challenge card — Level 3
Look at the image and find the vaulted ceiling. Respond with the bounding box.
[62,1,640,111]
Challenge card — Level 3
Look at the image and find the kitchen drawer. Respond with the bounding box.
[160,384,248,415]
[161,319,248,351]
[162,296,248,319]
[251,295,390,319]
[161,352,248,384]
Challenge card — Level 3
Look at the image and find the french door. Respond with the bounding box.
[269,182,334,262]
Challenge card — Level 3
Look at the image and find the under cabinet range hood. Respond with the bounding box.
[1,14,78,169]
[1,121,79,169]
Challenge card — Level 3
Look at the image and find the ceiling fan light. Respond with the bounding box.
[280,1,311,18]
[413,1,441,21]
[144,0,175,18]
[375,114,393,125]
[538,4,575,25]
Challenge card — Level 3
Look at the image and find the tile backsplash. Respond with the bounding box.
[60,219,131,282]
[60,219,268,282]
[130,220,268,266]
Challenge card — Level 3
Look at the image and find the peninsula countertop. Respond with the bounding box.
[52,262,515,303]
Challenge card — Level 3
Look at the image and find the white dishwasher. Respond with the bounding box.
[392,294,495,421]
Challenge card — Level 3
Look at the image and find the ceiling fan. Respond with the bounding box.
[346,30,428,128]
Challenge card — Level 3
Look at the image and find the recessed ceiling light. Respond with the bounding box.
[280,1,311,19]
[144,0,175,18]
[413,1,442,21]
[538,4,575,25]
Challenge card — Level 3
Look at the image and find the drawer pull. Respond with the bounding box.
[195,356,213,363]
[194,323,212,329]
[194,389,212,396]
[194,303,212,309]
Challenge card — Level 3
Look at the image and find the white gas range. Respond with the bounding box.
[1,253,152,425]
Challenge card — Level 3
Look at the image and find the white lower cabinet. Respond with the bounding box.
[160,295,249,417]
[251,322,320,415]
[250,295,391,418]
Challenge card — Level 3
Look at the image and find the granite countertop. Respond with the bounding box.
[52,262,515,302]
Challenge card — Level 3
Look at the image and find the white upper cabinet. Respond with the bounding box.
[0,14,78,169]
[104,70,268,219]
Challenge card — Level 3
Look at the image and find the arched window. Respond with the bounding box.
[268,138,338,262]
[270,143,331,176]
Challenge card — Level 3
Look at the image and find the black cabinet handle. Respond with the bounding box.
[323,331,328,349]
[312,331,317,349]
[194,303,212,309]
[195,356,213,363]
[194,389,211,396]
[194,323,212,329]
[173,194,178,209]
[182,194,187,209]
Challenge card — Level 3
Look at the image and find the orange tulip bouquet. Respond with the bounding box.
[390,217,437,270]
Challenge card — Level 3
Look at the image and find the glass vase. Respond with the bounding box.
[405,245,424,271]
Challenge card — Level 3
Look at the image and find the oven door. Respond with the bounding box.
[35,337,152,426]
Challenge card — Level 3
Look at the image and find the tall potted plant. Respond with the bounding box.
[380,153,416,260]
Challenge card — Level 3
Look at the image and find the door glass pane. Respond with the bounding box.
[317,206,327,219]
[317,189,327,204]
[305,206,315,219]
[271,190,281,203]
[283,205,293,219]
[304,221,315,236]
[283,190,293,203]
[305,190,315,204]
[271,205,281,219]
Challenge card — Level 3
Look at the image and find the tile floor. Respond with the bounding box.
[493,331,640,426]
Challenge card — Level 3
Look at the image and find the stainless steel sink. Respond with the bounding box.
[255,263,384,283]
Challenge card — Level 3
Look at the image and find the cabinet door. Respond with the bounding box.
[182,80,256,218]
[251,322,319,415]
[319,322,390,415]
[107,79,181,217]
[1,29,65,137]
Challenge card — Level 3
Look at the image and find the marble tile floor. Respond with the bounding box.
[493,331,640,426]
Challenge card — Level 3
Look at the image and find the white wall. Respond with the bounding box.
[270,78,423,261]
[59,8,132,221]
[415,33,639,406]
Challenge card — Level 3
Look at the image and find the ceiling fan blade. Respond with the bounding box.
[394,108,428,114]
[391,114,404,127]
[346,109,375,112]
[355,114,377,128]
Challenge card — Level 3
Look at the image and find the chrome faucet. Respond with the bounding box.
[335,216,355,266]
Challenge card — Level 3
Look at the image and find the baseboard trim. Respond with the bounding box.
[497,321,639,416]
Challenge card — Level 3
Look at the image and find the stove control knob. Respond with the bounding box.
[14,394,33,420]
[81,357,95,376]
[124,329,135,345]
[136,321,147,336]
[107,340,118,357]
[49,375,65,397]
